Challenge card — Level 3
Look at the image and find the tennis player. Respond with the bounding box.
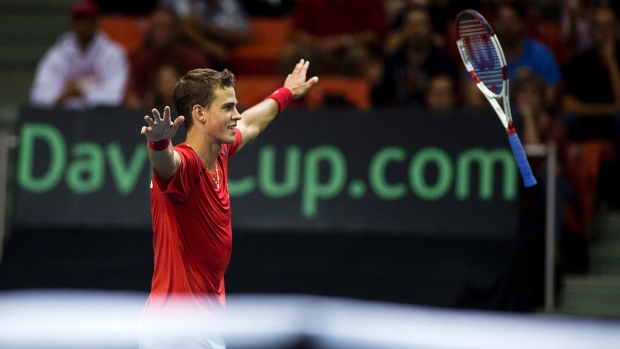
[137,59,318,349]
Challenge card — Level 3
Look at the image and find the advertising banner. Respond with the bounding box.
[13,107,518,237]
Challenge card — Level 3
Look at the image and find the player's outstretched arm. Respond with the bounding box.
[236,59,318,150]
[141,106,185,180]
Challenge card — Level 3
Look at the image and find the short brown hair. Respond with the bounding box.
[173,68,235,131]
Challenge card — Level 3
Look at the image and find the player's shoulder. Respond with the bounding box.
[173,143,197,159]
[172,143,206,176]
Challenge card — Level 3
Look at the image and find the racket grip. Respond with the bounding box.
[508,133,537,187]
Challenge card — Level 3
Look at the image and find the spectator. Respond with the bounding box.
[515,70,568,155]
[125,7,209,108]
[462,1,562,110]
[560,6,620,204]
[372,5,458,108]
[561,0,599,57]
[561,6,620,146]
[161,0,251,69]
[424,73,458,111]
[383,0,450,53]
[513,69,586,273]
[145,64,181,108]
[29,0,129,109]
[476,0,542,39]
[278,0,387,79]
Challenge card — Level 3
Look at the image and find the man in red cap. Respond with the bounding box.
[71,0,100,18]
[29,0,129,109]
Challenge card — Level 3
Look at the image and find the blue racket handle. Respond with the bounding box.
[508,133,537,187]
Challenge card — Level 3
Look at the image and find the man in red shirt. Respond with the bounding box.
[138,59,318,348]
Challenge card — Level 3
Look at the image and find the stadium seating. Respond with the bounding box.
[233,74,284,110]
[0,0,72,108]
[304,76,372,110]
[229,16,293,75]
[98,15,148,59]
[234,74,372,111]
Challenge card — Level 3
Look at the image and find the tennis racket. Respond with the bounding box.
[455,9,537,187]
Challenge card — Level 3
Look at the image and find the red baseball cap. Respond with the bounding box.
[71,0,101,19]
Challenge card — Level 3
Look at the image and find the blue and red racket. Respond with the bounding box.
[455,9,537,187]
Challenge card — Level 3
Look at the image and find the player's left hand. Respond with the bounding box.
[284,59,319,99]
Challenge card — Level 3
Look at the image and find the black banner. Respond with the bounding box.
[13,107,518,237]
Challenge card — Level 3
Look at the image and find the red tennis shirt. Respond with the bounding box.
[143,130,242,316]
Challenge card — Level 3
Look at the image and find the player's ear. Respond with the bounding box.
[192,104,206,124]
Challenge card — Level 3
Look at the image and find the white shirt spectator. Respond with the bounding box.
[30,31,129,109]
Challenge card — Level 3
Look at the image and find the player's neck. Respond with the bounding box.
[185,133,221,171]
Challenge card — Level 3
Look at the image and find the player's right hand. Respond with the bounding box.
[141,106,185,142]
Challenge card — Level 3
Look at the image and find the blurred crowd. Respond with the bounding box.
[28,0,620,275]
[28,0,620,114]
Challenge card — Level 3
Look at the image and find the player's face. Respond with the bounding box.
[205,86,241,144]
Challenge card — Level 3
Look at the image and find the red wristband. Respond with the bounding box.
[267,87,293,113]
[148,139,171,151]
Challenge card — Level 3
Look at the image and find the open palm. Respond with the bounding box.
[284,59,319,99]
[141,106,185,142]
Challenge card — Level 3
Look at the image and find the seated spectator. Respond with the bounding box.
[462,1,562,110]
[145,64,181,107]
[561,0,598,58]
[513,69,586,273]
[515,70,568,158]
[424,74,458,111]
[161,0,251,69]
[560,5,620,206]
[372,5,458,108]
[278,0,387,79]
[383,0,450,53]
[562,6,620,124]
[476,0,542,39]
[125,7,209,108]
[29,0,129,109]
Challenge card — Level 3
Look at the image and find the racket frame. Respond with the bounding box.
[455,11,512,131]
[455,9,537,187]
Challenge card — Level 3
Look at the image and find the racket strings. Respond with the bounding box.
[458,17,504,94]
